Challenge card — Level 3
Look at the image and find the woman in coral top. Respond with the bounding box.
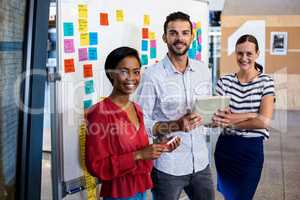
[85,47,180,200]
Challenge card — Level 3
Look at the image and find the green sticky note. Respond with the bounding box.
[85,80,94,94]
[63,22,74,36]
[83,99,93,109]
[141,54,148,65]
[150,48,156,59]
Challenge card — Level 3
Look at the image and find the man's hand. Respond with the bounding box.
[176,111,203,132]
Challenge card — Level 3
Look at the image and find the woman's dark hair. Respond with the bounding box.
[104,46,141,85]
[164,11,193,34]
[235,34,263,72]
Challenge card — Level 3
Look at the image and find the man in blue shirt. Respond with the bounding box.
[135,12,215,200]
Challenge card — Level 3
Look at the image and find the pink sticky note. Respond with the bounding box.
[150,40,156,48]
[196,53,201,61]
[197,36,202,44]
[64,39,75,53]
[78,48,88,61]
[192,22,196,29]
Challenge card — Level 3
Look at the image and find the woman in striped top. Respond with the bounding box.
[213,34,275,200]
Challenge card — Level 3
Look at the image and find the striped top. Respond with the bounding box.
[215,73,275,138]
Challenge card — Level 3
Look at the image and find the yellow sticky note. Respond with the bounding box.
[196,21,201,29]
[78,19,88,32]
[80,33,89,46]
[144,15,150,26]
[193,29,196,36]
[149,32,156,40]
[78,4,88,18]
[116,9,124,22]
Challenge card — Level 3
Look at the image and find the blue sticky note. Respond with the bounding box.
[150,48,156,59]
[88,48,97,60]
[83,99,93,109]
[141,54,148,65]
[192,40,197,49]
[197,44,202,52]
[197,29,202,36]
[188,48,196,59]
[63,22,74,36]
[141,40,148,51]
[89,32,98,45]
[85,80,94,94]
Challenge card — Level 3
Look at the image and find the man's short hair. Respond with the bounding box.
[164,11,193,34]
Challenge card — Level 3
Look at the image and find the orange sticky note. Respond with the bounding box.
[100,13,109,25]
[142,28,148,39]
[83,64,93,78]
[64,59,75,73]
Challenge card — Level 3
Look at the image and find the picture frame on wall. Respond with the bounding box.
[270,32,288,55]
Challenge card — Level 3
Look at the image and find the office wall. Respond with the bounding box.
[220,15,300,110]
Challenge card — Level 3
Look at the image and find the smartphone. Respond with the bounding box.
[166,136,179,145]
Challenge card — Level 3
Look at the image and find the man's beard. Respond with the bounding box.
[167,42,190,56]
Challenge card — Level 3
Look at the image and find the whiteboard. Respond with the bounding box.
[57,0,209,188]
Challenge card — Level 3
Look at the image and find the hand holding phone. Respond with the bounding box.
[164,136,180,152]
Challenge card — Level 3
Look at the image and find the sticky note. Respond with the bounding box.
[78,48,88,61]
[89,32,98,45]
[116,9,124,22]
[78,4,88,18]
[197,35,202,44]
[88,48,97,60]
[85,80,94,94]
[192,40,197,49]
[64,59,75,73]
[196,21,201,29]
[78,19,88,32]
[149,32,156,40]
[150,48,157,59]
[192,22,196,29]
[100,13,109,26]
[141,54,148,65]
[144,15,150,26]
[150,40,156,48]
[142,28,148,39]
[63,22,74,36]
[141,40,148,51]
[188,48,196,59]
[64,39,75,53]
[197,29,202,37]
[196,53,201,61]
[80,33,89,46]
[83,99,93,109]
[197,44,202,52]
[83,64,93,78]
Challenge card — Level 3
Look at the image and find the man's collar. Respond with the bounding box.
[162,54,196,75]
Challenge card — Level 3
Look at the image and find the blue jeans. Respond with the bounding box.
[151,165,215,200]
[103,192,147,200]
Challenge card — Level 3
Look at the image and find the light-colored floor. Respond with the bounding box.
[41,110,300,200]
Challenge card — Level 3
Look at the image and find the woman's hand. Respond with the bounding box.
[212,108,236,128]
[134,144,166,160]
[212,108,258,128]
